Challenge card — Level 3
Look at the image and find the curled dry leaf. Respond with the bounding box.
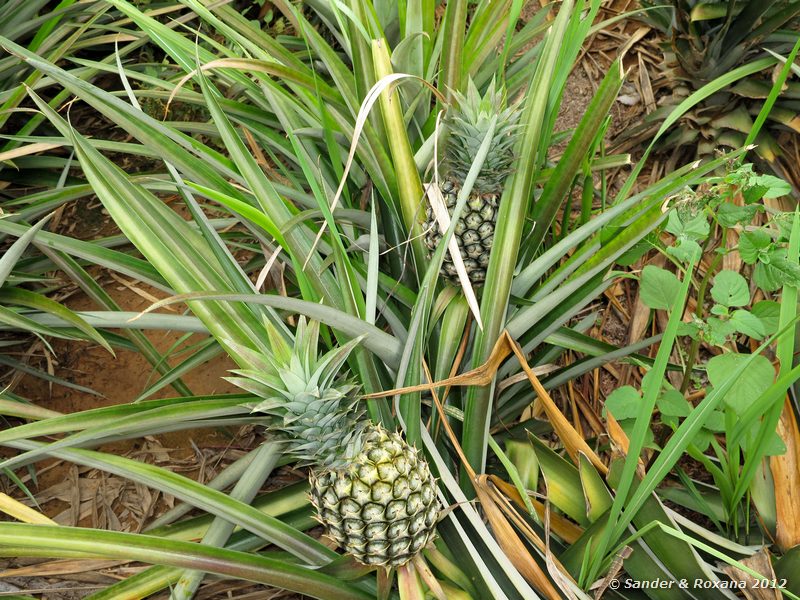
[771,397,800,551]
[604,412,647,478]
[473,475,564,600]
[720,548,780,600]
[423,182,483,329]
[364,331,607,474]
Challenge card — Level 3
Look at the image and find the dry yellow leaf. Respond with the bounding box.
[771,398,800,550]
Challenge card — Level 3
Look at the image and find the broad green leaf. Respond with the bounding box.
[603,386,641,420]
[617,420,656,449]
[754,252,800,292]
[752,174,792,198]
[640,265,680,310]
[704,411,726,432]
[716,202,760,227]
[658,388,691,417]
[710,270,750,307]
[751,300,781,334]
[738,229,771,264]
[665,210,709,240]
[730,310,766,339]
[666,238,702,263]
[741,426,786,457]
[706,353,775,414]
[706,317,738,346]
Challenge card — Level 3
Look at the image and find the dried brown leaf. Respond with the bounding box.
[771,398,800,550]
[365,331,607,473]
[723,192,744,273]
[720,548,779,600]
[0,559,127,578]
[474,476,563,600]
[638,53,656,113]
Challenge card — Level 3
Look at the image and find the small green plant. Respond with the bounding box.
[624,162,798,539]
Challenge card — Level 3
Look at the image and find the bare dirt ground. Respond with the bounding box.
[0,196,302,597]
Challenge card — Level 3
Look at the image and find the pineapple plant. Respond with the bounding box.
[617,0,800,187]
[227,319,439,568]
[4,0,764,596]
[423,79,521,286]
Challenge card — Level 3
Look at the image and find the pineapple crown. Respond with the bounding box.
[225,318,368,470]
[650,1,800,85]
[443,78,521,193]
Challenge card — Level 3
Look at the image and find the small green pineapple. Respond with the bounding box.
[424,79,521,286]
[227,319,439,567]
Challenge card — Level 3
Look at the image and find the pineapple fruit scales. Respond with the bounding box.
[424,79,521,285]
[227,319,439,567]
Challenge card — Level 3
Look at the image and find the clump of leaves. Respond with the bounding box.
[618,0,800,186]
[614,162,796,538]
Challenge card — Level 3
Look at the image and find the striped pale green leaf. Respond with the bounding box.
[3,438,336,566]
[0,213,51,286]
[0,288,111,352]
[0,398,253,470]
[0,524,370,600]
[0,395,249,442]
[0,218,167,290]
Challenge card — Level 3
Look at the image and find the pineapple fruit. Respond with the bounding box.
[227,319,439,567]
[423,79,520,286]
